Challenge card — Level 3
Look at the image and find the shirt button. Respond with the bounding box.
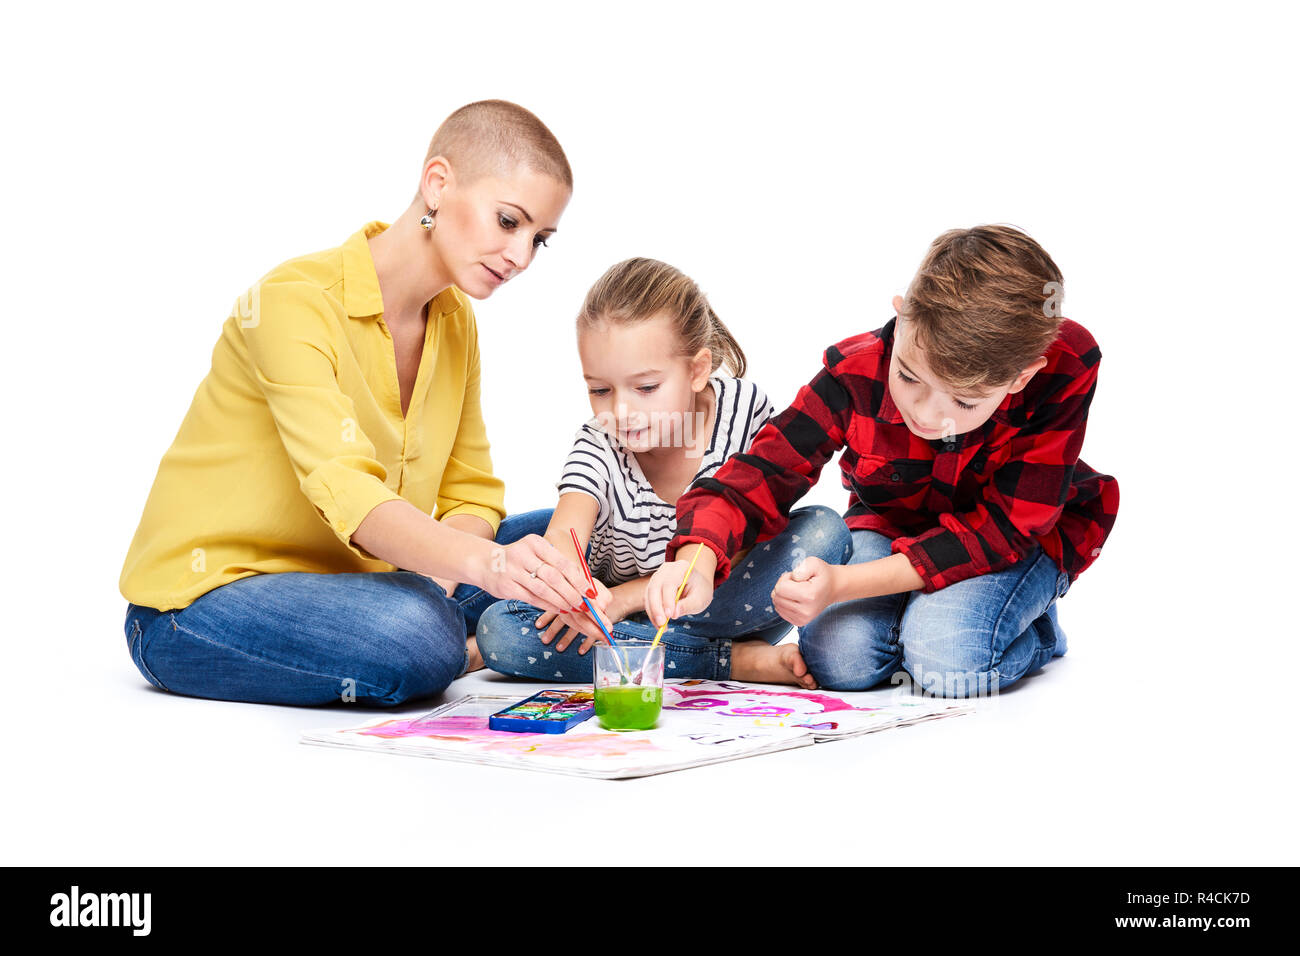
[891,473,900,481]
[335,520,347,533]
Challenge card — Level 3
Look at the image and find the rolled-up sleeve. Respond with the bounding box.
[434,312,506,533]
[241,281,403,560]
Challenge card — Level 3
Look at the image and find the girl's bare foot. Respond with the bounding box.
[464,635,485,675]
[730,640,818,689]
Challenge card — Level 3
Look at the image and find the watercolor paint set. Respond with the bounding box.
[488,689,596,734]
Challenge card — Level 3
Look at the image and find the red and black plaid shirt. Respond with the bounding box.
[667,317,1120,593]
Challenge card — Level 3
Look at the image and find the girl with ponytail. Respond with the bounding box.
[476,258,851,686]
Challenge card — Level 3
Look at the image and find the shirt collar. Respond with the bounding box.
[876,317,906,425]
[340,220,461,320]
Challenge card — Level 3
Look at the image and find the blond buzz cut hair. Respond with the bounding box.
[413,100,573,202]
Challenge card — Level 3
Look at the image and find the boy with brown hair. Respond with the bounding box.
[645,225,1120,696]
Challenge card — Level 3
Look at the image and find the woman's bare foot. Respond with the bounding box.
[730,640,818,689]
[464,635,485,674]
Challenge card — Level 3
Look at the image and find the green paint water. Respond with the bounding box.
[595,685,663,730]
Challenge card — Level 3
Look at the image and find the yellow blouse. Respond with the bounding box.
[120,220,506,611]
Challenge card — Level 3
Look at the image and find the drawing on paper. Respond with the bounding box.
[664,679,872,721]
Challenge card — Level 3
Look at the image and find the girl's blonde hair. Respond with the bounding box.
[576,258,747,378]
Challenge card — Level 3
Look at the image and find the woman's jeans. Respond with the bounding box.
[799,529,1071,698]
[475,506,853,682]
[122,509,554,707]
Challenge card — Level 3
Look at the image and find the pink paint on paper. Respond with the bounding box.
[358,715,505,740]
[729,705,798,718]
[663,680,877,718]
[352,715,665,759]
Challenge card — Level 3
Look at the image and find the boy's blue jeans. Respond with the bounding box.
[122,509,554,707]
[799,529,1071,697]
[475,505,853,682]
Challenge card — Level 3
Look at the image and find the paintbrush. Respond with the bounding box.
[569,527,598,594]
[569,528,629,680]
[636,543,707,684]
[581,595,617,646]
[569,528,617,647]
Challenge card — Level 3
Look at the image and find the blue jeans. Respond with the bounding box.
[799,529,1071,697]
[476,506,853,682]
[122,509,554,707]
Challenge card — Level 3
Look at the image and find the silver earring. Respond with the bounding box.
[420,207,437,231]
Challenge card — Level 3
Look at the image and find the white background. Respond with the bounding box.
[3,0,1297,864]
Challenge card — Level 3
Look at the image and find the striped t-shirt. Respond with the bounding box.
[556,376,774,585]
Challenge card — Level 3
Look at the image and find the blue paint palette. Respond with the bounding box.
[487,689,596,734]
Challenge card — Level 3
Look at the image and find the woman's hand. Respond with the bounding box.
[480,534,593,617]
[535,579,617,654]
[771,556,840,626]
[644,552,716,630]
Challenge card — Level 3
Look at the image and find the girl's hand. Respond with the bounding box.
[483,534,591,617]
[772,556,839,626]
[645,557,715,630]
[589,579,621,622]
[534,596,616,654]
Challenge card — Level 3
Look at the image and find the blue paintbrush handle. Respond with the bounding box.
[581,596,618,646]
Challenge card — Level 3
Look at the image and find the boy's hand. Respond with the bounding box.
[772,556,839,626]
[645,553,716,630]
